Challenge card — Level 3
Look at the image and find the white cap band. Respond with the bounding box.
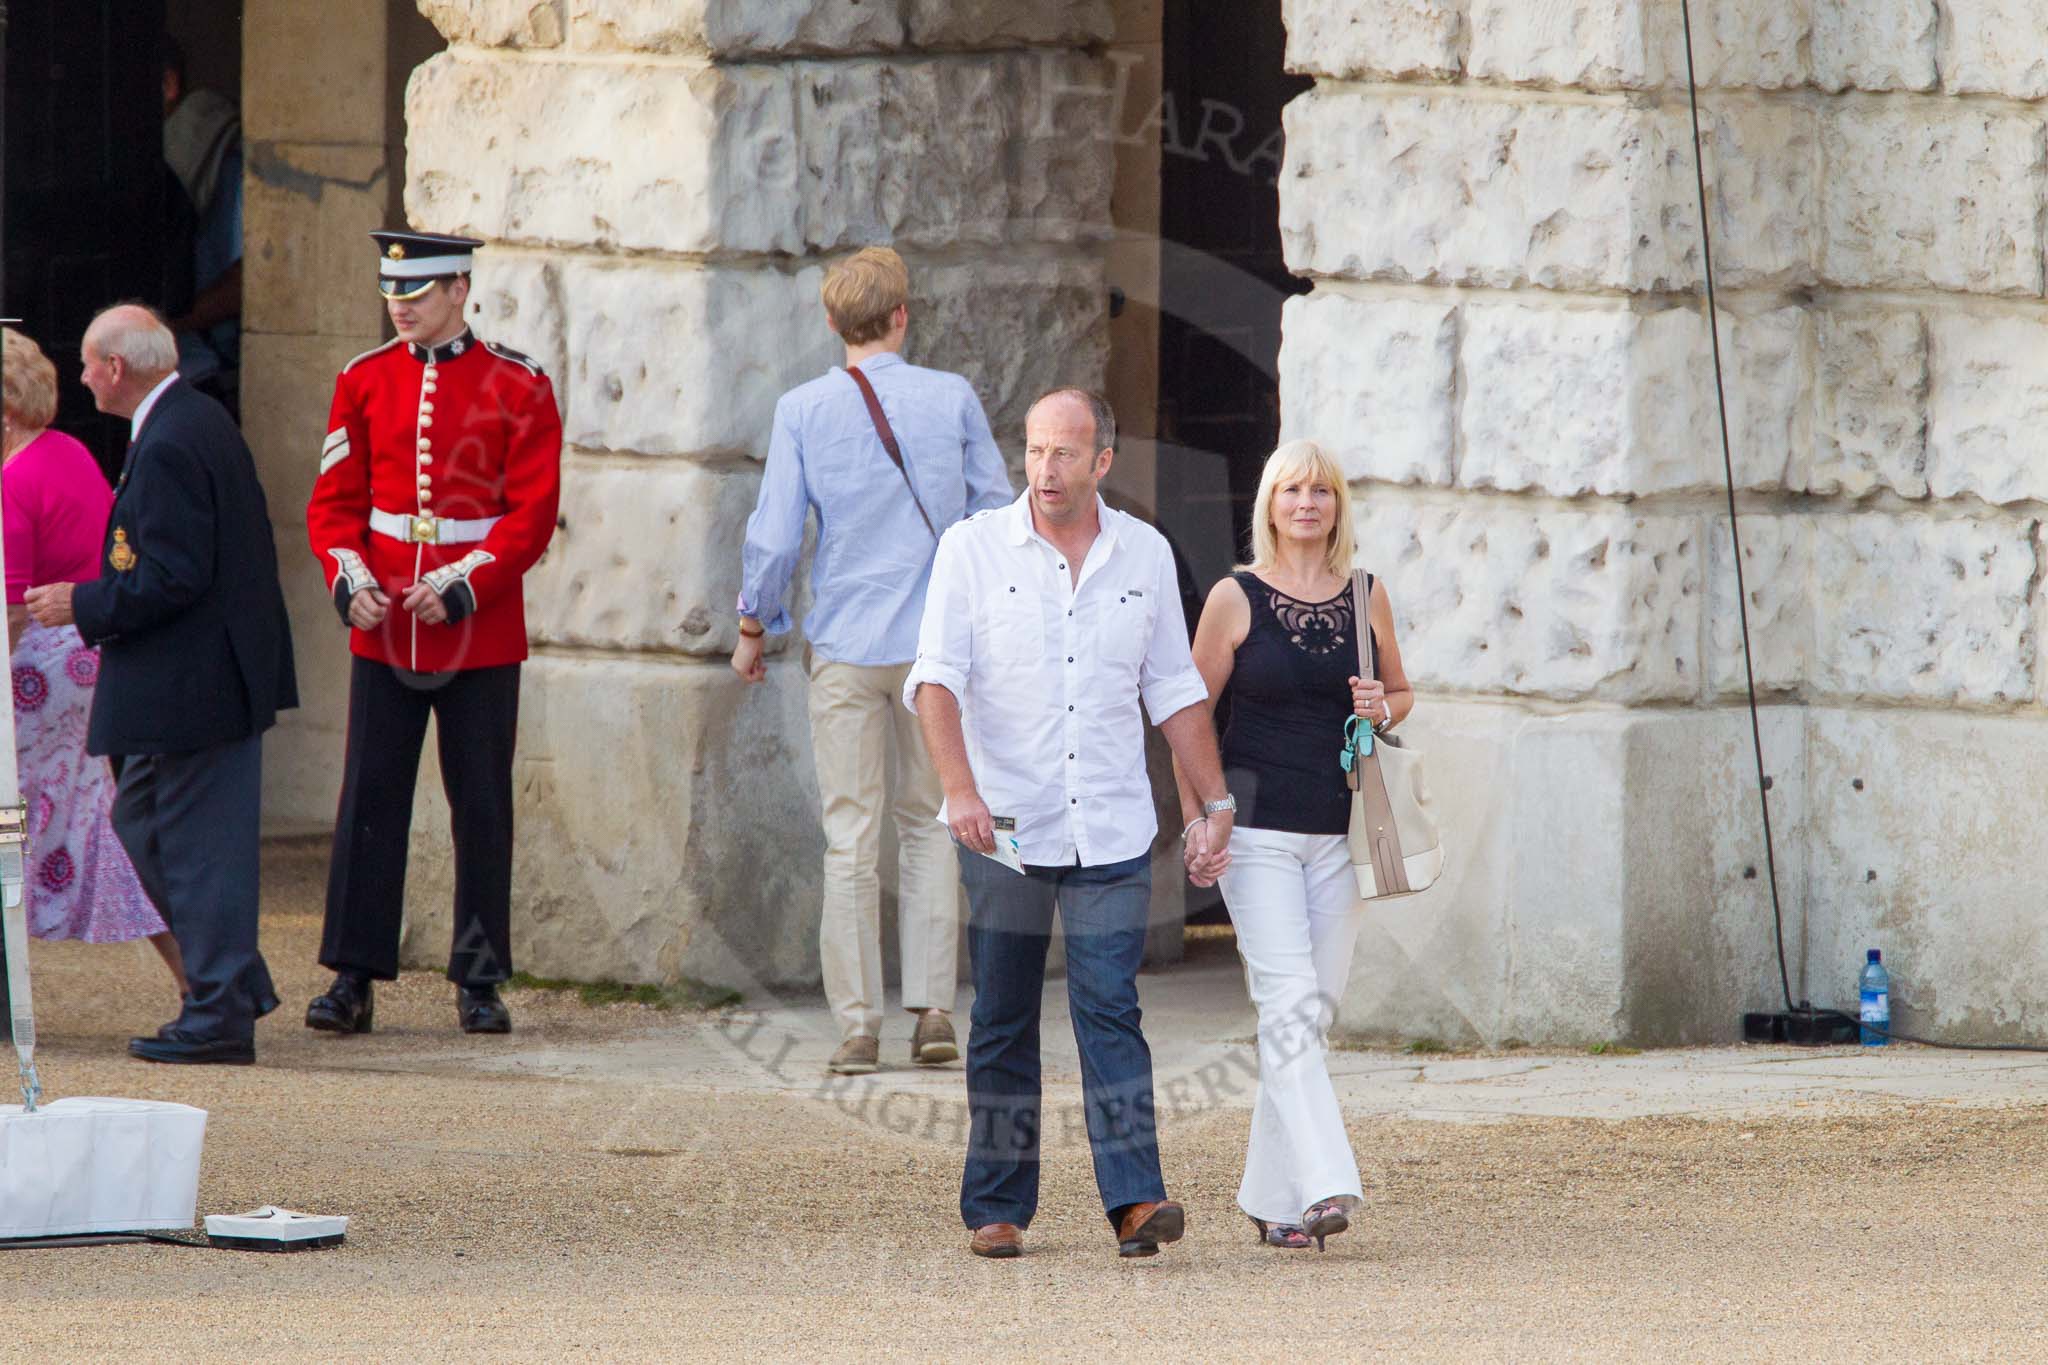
[379,252,474,279]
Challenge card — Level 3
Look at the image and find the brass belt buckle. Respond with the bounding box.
[410,515,440,544]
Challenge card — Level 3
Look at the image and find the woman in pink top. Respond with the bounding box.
[2,327,182,995]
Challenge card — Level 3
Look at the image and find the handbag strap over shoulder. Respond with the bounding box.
[1351,568,1377,681]
[847,365,938,540]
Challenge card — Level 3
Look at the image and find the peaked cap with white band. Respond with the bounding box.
[373,229,483,299]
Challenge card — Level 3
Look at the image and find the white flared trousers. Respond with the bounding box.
[1218,825,1367,1224]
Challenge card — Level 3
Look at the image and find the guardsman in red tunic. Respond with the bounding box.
[303,230,562,1035]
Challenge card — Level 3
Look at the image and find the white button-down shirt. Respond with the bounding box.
[904,493,1209,868]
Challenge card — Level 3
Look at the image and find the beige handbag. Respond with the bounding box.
[1343,571,1444,901]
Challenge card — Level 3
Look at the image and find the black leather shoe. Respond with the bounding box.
[305,973,374,1034]
[129,1030,255,1065]
[458,984,511,1034]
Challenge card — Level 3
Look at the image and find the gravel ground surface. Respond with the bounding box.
[6,842,2048,1361]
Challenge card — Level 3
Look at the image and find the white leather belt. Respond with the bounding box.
[369,508,501,545]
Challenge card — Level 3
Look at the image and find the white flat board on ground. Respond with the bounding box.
[204,1206,347,1243]
[0,1097,207,1237]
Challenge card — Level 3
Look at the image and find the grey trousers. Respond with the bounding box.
[111,734,274,1041]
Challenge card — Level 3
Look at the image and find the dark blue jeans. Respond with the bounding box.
[958,847,1166,1231]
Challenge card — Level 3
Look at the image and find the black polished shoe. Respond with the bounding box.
[458,984,511,1035]
[128,1029,255,1066]
[304,973,374,1034]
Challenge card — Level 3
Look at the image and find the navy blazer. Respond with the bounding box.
[72,380,299,756]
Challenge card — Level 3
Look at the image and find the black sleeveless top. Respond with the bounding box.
[1220,572,1361,835]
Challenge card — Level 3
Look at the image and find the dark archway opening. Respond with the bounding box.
[4,0,241,475]
[1155,0,1309,923]
[1157,0,1310,585]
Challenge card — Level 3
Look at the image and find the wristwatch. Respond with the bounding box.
[1202,794,1237,816]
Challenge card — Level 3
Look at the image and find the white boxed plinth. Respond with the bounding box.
[0,1097,207,1238]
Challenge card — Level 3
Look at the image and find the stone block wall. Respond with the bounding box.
[1280,0,2048,1043]
[396,1,1114,990]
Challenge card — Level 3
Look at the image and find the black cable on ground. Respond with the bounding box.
[1823,1015,2048,1053]
[1678,0,2048,1054]
[0,1230,215,1251]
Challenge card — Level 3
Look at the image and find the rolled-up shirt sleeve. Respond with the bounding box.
[903,524,973,713]
[1138,539,1209,725]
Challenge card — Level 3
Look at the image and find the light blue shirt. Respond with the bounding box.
[740,352,1013,666]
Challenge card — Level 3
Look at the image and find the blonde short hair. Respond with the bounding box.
[2,328,58,429]
[821,247,910,346]
[1245,439,1356,580]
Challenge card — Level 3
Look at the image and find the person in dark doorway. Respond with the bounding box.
[734,246,1011,1076]
[24,305,297,1065]
[160,32,243,414]
[906,388,1234,1261]
[303,231,562,1037]
[1175,438,1415,1251]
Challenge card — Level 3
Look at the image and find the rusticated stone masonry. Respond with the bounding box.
[383,0,2048,1042]
[1280,0,2048,1043]
[395,0,1114,991]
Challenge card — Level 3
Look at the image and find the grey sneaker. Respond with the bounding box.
[912,1011,959,1065]
[829,1034,880,1075]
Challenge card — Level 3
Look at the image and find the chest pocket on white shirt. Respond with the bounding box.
[1098,590,1155,666]
[984,586,1045,664]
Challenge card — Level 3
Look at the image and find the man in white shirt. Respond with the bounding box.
[906,388,1236,1261]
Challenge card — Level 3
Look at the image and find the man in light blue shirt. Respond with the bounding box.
[734,247,1012,1075]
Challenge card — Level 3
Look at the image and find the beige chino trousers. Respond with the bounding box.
[807,659,959,1040]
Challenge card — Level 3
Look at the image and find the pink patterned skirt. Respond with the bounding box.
[12,622,164,942]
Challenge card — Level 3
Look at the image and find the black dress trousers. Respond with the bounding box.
[319,656,521,986]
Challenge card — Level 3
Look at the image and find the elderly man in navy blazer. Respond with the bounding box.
[25,303,297,1065]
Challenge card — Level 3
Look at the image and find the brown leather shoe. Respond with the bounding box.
[1115,1200,1185,1258]
[828,1035,879,1075]
[911,1010,959,1065]
[969,1223,1023,1259]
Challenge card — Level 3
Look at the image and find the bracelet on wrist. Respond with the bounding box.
[737,620,765,639]
[1181,817,1206,842]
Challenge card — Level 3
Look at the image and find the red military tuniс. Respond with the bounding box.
[306,324,560,674]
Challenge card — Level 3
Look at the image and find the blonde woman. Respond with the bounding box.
[1175,439,1414,1251]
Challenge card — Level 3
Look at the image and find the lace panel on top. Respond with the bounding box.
[1263,583,1354,657]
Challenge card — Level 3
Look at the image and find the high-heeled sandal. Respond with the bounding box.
[1301,1198,1352,1252]
[1246,1214,1313,1249]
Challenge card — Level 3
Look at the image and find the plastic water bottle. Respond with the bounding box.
[1859,949,1890,1047]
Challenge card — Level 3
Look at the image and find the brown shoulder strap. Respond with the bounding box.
[1352,569,1378,681]
[847,365,938,540]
